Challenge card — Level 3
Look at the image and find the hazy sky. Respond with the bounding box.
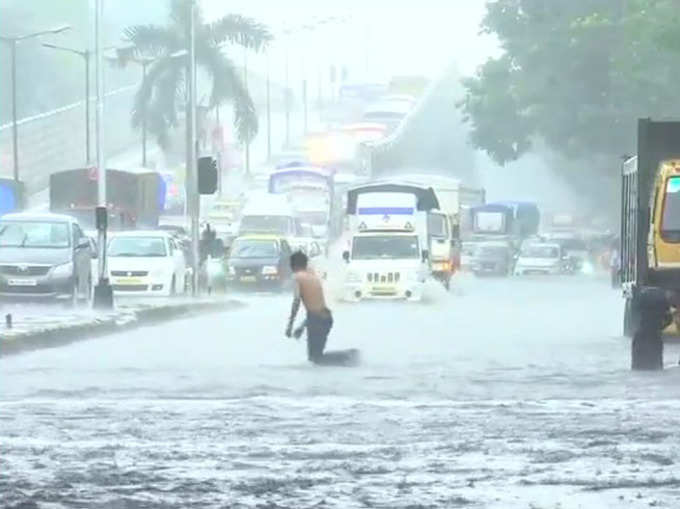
[202,0,498,81]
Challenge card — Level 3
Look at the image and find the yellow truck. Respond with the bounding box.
[621,119,680,369]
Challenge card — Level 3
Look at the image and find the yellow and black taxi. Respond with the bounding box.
[225,235,293,289]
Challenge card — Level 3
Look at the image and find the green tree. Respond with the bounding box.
[120,0,271,147]
[459,0,680,167]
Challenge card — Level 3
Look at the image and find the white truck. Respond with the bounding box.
[342,182,436,301]
[386,174,485,289]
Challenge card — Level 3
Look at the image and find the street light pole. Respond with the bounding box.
[1,25,71,181]
[141,61,148,167]
[10,41,18,181]
[93,0,113,309]
[188,0,200,296]
[243,47,250,176]
[284,43,290,148]
[266,53,271,161]
[85,51,91,164]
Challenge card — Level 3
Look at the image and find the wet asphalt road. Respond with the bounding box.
[3,274,680,508]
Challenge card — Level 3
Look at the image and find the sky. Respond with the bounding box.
[202,0,499,81]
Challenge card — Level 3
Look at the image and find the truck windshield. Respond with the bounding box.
[352,235,419,260]
[230,239,279,258]
[240,215,293,235]
[661,176,680,241]
[475,211,506,233]
[521,245,559,258]
[109,237,167,257]
[428,214,448,238]
[0,221,70,248]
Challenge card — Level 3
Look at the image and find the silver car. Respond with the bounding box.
[0,213,93,302]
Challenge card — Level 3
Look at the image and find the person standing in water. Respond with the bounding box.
[285,251,333,363]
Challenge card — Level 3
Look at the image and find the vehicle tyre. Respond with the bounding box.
[444,277,451,291]
[631,329,663,370]
[170,276,177,296]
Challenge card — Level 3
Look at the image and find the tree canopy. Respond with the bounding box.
[121,0,271,147]
[459,0,680,166]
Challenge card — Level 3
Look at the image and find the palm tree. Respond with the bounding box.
[119,0,271,148]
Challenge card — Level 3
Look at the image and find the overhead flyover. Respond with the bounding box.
[360,66,476,183]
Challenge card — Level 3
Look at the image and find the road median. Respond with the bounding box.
[0,298,243,357]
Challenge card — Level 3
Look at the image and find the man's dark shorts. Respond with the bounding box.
[306,309,333,363]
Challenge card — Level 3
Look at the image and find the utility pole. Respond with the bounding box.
[141,60,148,167]
[266,53,271,161]
[1,25,71,181]
[243,47,250,176]
[284,42,290,148]
[93,0,113,308]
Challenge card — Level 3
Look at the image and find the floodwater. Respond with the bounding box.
[3,275,680,508]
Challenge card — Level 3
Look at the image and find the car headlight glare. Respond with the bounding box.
[52,262,74,277]
[262,265,278,275]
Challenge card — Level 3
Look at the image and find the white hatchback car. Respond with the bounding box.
[514,242,563,276]
[108,231,187,296]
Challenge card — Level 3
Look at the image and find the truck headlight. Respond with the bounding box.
[262,265,278,275]
[52,262,73,277]
[346,271,362,283]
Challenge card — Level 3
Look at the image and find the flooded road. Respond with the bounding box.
[3,275,680,508]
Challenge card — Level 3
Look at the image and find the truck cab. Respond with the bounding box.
[342,227,429,302]
[647,159,680,271]
[621,120,680,370]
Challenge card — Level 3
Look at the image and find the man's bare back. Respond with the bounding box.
[294,269,328,314]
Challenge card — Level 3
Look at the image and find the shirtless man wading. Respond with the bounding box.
[285,251,333,363]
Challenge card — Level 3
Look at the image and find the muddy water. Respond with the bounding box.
[3,276,680,508]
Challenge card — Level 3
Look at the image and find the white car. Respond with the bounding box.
[514,242,563,275]
[107,231,187,296]
[343,232,428,301]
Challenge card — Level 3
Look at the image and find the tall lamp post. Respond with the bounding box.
[92,0,113,309]
[0,25,71,181]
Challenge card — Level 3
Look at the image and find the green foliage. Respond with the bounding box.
[122,0,271,147]
[460,0,680,166]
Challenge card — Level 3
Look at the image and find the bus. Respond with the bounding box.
[49,167,166,230]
